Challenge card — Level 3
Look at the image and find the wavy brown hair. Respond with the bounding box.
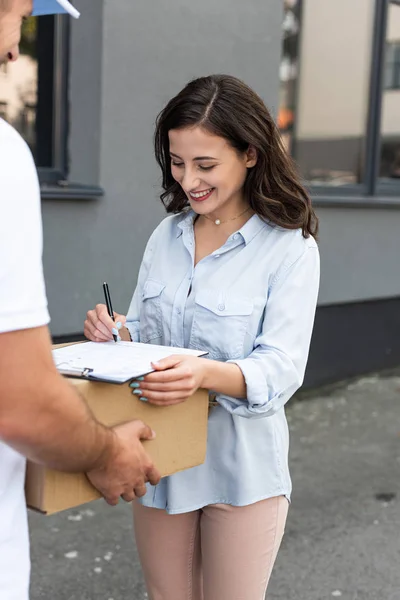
[154,74,318,239]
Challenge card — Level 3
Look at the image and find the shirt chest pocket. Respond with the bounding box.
[189,290,253,360]
[139,279,165,343]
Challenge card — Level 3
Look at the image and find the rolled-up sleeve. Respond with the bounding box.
[220,245,320,418]
[125,230,158,342]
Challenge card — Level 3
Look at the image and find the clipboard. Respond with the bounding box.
[53,341,208,384]
[55,365,157,385]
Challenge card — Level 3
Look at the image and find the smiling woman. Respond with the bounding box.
[84,73,320,600]
[167,125,257,227]
[155,74,318,239]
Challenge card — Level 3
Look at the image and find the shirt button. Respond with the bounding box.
[177,308,181,315]
[218,303,225,311]
[215,254,220,258]
[233,234,238,240]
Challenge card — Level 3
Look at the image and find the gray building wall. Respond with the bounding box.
[317,205,400,305]
[41,0,400,343]
[42,0,283,337]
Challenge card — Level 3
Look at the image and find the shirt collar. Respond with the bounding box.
[239,213,268,245]
[175,209,268,244]
[176,210,196,238]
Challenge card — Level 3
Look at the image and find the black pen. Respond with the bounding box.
[103,282,118,342]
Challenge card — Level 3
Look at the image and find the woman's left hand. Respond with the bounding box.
[129,355,207,406]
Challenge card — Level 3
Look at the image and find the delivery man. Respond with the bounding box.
[0,2,160,599]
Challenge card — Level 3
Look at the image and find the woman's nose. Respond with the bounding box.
[181,169,201,191]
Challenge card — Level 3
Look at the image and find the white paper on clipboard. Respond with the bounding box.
[52,341,208,383]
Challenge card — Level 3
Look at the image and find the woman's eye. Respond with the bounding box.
[171,161,184,167]
[199,165,215,171]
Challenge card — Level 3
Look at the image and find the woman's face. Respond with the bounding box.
[168,126,256,218]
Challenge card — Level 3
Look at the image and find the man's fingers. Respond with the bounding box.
[120,491,136,503]
[147,466,161,486]
[104,495,120,506]
[136,422,156,441]
[133,484,147,498]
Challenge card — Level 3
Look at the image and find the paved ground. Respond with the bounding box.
[29,371,400,600]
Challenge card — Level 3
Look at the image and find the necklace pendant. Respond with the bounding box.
[215,219,221,225]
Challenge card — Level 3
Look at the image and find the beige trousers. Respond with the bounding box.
[133,496,288,600]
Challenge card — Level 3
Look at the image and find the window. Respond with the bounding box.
[280,0,373,189]
[384,42,400,89]
[279,0,400,198]
[279,0,301,156]
[0,15,70,183]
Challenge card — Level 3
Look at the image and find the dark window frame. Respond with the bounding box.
[37,14,70,185]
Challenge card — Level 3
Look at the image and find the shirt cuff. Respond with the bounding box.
[227,358,273,416]
[125,321,140,342]
[224,357,299,418]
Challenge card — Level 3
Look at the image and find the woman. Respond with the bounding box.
[84,74,320,600]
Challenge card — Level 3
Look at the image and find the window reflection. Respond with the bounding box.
[279,0,300,155]
[380,1,400,181]
[0,17,38,157]
[279,0,374,187]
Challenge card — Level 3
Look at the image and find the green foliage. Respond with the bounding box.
[19,17,37,59]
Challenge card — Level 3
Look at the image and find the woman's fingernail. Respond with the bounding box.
[130,382,140,388]
[140,397,148,402]
[137,376,144,381]
[117,335,122,342]
[112,327,118,335]
[116,321,122,329]
[133,389,142,395]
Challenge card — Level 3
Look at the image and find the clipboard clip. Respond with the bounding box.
[56,364,93,379]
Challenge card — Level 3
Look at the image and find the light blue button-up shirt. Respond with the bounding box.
[126,210,320,514]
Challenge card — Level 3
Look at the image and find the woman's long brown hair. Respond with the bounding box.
[154,74,318,239]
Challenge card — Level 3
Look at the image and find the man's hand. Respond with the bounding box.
[86,420,161,505]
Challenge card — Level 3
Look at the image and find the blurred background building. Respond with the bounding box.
[1,0,400,387]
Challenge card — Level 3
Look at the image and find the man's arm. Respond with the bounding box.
[0,326,160,504]
[0,326,114,470]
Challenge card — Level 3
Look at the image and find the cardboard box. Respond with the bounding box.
[25,376,209,515]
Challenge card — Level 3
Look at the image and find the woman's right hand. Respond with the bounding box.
[84,304,127,342]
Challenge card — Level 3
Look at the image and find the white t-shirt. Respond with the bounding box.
[0,119,50,599]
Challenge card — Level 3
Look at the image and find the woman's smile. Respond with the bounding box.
[188,188,215,202]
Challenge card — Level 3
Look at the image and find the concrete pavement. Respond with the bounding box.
[29,371,400,599]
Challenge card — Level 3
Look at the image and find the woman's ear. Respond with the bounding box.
[245,145,258,168]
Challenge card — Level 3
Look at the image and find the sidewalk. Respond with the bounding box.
[29,371,400,600]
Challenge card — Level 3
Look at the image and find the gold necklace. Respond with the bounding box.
[203,206,251,226]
